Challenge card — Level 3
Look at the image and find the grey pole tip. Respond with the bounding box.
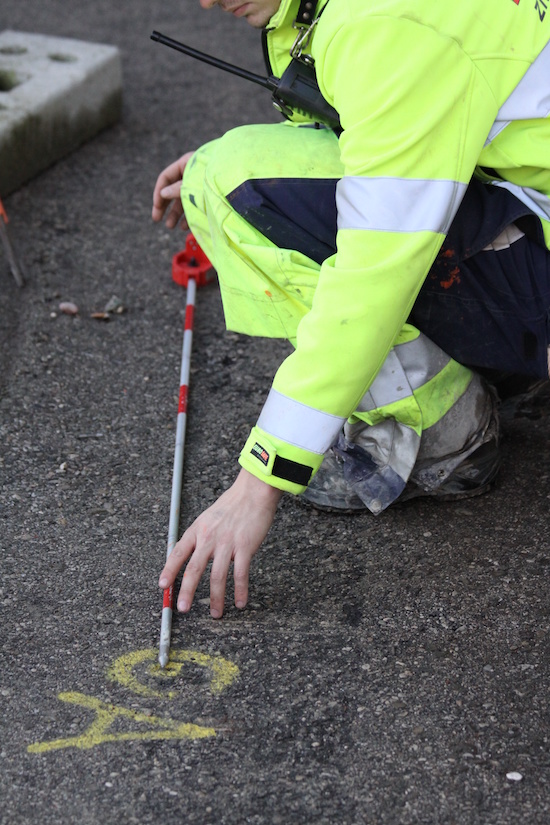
[158,651,169,669]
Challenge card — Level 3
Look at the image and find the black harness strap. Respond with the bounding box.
[296,0,324,25]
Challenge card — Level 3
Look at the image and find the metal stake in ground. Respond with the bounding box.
[159,234,215,669]
[0,197,26,287]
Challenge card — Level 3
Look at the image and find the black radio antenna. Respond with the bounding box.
[151,31,277,91]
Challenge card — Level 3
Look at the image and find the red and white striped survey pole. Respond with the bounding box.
[159,234,215,669]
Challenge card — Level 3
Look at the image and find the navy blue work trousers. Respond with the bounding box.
[227,175,550,379]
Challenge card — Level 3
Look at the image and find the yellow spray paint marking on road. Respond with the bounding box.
[27,692,215,753]
[107,648,239,698]
[27,649,239,754]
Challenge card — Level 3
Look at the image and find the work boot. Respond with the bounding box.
[399,430,500,502]
[300,373,500,514]
[497,378,550,421]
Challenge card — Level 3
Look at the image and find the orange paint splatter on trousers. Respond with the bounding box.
[440,267,461,290]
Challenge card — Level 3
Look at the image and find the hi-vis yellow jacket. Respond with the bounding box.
[239,0,550,493]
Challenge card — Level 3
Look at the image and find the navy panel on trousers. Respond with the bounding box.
[226,173,550,378]
[412,182,550,378]
[226,177,338,265]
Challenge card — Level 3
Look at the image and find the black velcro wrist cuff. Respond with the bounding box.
[272,455,313,486]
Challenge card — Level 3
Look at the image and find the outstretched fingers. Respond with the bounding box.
[208,547,235,618]
[233,552,250,610]
[159,533,251,619]
[157,471,282,619]
[158,532,195,590]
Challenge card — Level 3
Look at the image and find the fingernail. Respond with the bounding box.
[159,578,168,588]
[235,601,246,609]
[160,187,170,197]
[178,599,189,612]
[210,608,221,619]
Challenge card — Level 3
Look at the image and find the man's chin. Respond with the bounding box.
[243,12,272,28]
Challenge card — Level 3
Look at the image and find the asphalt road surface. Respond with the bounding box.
[1,2,549,823]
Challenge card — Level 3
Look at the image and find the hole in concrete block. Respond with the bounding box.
[48,53,78,63]
[0,69,22,92]
[0,45,28,55]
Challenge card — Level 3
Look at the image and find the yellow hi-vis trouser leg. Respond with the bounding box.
[181,122,344,342]
[181,123,494,507]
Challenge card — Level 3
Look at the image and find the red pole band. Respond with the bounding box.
[163,585,174,609]
[184,303,195,331]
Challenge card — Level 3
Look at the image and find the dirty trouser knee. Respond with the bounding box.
[181,122,344,342]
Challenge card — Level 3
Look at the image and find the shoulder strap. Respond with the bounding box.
[296,0,328,25]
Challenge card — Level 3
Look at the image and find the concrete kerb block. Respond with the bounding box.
[0,30,122,196]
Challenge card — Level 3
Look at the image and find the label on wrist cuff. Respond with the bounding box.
[242,429,314,487]
[247,437,277,476]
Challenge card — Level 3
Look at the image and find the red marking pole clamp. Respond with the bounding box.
[159,234,215,668]
[172,233,215,288]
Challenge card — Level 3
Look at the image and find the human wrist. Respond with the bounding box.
[236,467,284,508]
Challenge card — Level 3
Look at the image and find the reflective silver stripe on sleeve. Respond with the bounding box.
[259,335,452,451]
[394,333,451,390]
[485,40,550,145]
[356,333,452,414]
[492,180,550,223]
[356,349,413,413]
[336,177,467,235]
[257,389,346,454]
